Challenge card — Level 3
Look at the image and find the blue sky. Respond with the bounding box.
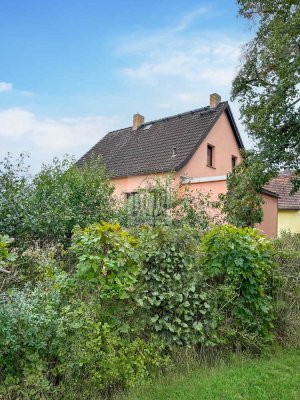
[0,0,254,170]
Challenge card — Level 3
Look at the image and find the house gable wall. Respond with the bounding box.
[178,111,241,180]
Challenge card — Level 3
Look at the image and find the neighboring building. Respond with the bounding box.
[266,173,300,234]
[78,93,278,237]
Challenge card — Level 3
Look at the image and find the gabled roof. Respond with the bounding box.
[77,101,244,178]
[265,173,300,210]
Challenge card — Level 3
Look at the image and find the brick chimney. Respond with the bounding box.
[210,93,221,109]
[133,112,145,130]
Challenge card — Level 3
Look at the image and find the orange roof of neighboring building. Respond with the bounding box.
[265,173,300,210]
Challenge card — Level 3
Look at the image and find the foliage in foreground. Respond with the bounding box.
[202,225,276,346]
[0,223,282,399]
[136,225,217,346]
[0,234,15,274]
[0,154,115,246]
[273,231,300,347]
[0,226,168,399]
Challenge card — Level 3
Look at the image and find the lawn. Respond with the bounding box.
[117,349,300,400]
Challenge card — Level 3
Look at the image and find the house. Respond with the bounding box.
[265,172,300,234]
[77,93,278,237]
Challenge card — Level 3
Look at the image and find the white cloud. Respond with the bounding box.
[0,108,122,167]
[114,8,251,148]
[173,6,210,32]
[0,108,35,138]
[117,7,246,109]
[20,90,35,97]
[121,35,242,88]
[0,82,13,92]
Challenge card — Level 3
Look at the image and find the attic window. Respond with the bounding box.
[232,156,237,171]
[172,147,177,157]
[143,124,152,130]
[207,144,215,167]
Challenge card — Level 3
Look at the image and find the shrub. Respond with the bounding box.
[217,151,275,228]
[0,154,115,247]
[0,234,15,273]
[0,284,64,398]
[27,157,115,246]
[273,231,300,347]
[54,302,168,399]
[0,263,168,399]
[201,225,277,348]
[71,222,141,332]
[136,225,218,346]
[0,234,16,293]
[72,222,140,298]
[0,153,31,240]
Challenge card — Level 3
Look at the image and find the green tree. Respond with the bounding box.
[0,153,31,239]
[218,151,273,227]
[28,156,115,245]
[232,0,300,190]
[0,154,115,246]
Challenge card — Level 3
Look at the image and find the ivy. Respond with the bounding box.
[137,226,218,346]
[202,225,277,347]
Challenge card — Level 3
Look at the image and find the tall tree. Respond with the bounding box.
[218,151,271,227]
[232,0,300,190]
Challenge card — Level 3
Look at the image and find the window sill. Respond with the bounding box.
[206,165,216,169]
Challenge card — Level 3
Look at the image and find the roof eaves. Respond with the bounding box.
[279,206,300,210]
[225,104,244,149]
[261,188,280,198]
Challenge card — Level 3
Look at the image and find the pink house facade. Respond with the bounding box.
[78,94,278,238]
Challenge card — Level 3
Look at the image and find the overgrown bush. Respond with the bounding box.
[273,231,300,347]
[0,234,16,293]
[0,234,15,273]
[0,236,168,399]
[72,222,140,297]
[0,154,115,247]
[28,157,114,246]
[71,222,141,333]
[136,225,218,346]
[201,225,277,348]
[0,221,284,397]
[0,154,30,241]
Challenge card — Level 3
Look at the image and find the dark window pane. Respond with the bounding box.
[207,145,213,167]
[232,156,237,171]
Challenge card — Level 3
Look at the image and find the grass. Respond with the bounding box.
[116,349,300,400]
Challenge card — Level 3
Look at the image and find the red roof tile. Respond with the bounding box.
[265,173,300,210]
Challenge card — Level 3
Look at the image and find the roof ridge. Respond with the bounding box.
[107,125,132,135]
[106,102,227,135]
[140,103,224,127]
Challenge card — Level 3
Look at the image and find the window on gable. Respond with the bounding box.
[207,144,214,167]
[232,156,237,171]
